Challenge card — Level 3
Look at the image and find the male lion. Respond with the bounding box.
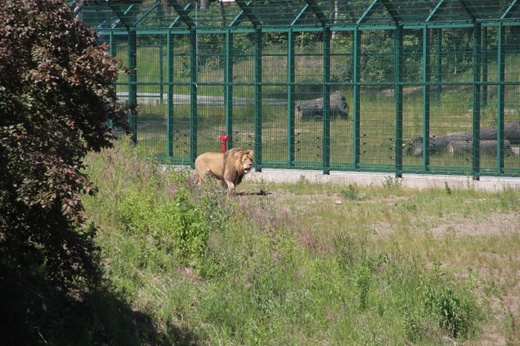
[195,148,254,196]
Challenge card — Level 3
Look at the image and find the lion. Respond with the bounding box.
[194,148,254,196]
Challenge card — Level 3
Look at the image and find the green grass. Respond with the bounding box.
[134,91,520,174]
[80,138,520,345]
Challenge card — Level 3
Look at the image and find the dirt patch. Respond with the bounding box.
[426,212,520,238]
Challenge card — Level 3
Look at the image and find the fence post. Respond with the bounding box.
[322,25,331,175]
[353,27,361,171]
[254,26,263,172]
[422,25,431,171]
[225,28,233,147]
[158,5,164,105]
[394,24,403,178]
[287,28,295,168]
[108,30,116,130]
[128,28,137,143]
[189,28,198,167]
[472,22,481,180]
[496,22,505,174]
[166,30,174,158]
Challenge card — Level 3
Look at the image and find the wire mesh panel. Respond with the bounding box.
[261,37,289,167]
[78,0,520,178]
[329,31,354,170]
[495,25,520,176]
[168,33,192,164]
[358,88,396,172]
[502,84,520,175]
[401,27,430,174]
[195,33,227,155]
[357,30,396,172]
[294,33,325,169]
[423,27,477,174]
[134,34,167,156]
[229,34,256,152]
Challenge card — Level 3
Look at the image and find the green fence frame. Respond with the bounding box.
[74,0,520,178]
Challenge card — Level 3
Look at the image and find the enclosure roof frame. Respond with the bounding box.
[381,0,403,24]
[168,0,196,29]
[234,0,261,28]
[292,5,313,27]
[133,0,161,28]
[458,0,477,22]
[105,0,134,29]
[501,0,519,20]
[78,0,520,32]
[425,0,446,23]
[357,0,381,25]
[304,0,329,26]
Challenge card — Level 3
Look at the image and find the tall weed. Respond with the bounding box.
[420,261,482,339]
[85,139,226,271]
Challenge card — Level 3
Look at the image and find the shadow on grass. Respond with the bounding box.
[236,190,272,196]
[0,267,199,346]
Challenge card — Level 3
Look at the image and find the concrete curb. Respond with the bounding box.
[246,169,520,192]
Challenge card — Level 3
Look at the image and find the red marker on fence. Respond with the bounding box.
[219,132,229,153]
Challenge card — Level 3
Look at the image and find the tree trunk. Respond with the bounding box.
[295,91,349,120]
[447,140,513,156]
[331,0,339,40]
[412,121,520,155]
[199,0,210,10]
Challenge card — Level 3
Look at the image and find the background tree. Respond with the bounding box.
[0,0,128,296]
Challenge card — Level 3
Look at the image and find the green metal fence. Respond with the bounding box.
[73,0,520,177]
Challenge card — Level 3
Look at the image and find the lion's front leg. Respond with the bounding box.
[224,180,235,196]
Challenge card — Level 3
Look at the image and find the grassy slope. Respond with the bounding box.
[82,139,520,345]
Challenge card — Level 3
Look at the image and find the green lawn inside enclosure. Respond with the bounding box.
[132,90,520,170]
[83,138,520,345]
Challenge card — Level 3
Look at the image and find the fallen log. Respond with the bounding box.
[447,140,512,156]
[412,121,520,155]
[295,91,349,120]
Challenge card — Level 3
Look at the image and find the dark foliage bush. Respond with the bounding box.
[0,0,128,341]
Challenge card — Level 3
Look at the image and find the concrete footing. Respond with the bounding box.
[247,169,520,192]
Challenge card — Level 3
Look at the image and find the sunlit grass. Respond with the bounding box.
[82,139,520,344]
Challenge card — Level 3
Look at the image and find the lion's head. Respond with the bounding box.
[227,148,253,175]
[241,151,254,174]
